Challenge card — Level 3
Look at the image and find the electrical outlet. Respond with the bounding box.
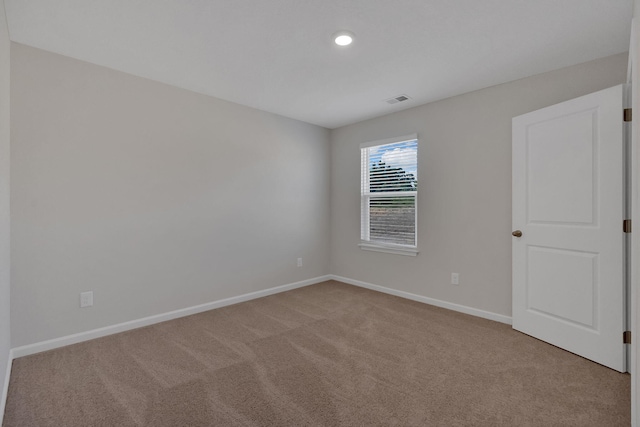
[297,258,303,267]
[451,273,459,285]
[80,291,93,308]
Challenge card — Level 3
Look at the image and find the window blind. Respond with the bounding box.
[361,137,418,247]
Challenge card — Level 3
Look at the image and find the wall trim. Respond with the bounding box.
[11,275,331,359]
[8,273,510,365]
[330,275,513,325]
[1,349,14,426]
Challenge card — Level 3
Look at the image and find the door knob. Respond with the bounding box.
[512,230,523,237]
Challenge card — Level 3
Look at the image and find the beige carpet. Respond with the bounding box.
[3,280,630,426]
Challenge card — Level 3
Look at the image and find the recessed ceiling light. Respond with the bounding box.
[333,31,354,47]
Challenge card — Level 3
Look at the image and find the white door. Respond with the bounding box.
[512,84,625,372]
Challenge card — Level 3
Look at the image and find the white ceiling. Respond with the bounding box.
[3,0,633,129]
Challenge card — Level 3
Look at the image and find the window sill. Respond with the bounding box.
[358,243,419,256]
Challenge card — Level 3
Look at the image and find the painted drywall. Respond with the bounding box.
[10,43,331,347]
[330,52,628,318]
[0,0,11,411]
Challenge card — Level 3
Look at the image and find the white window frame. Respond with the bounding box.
[359,134,419,256]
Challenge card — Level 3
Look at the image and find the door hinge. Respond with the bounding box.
[624,331,631,344]
[623,219,632,233]
[624,108,632,122]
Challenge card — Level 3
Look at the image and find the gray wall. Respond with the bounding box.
[0,0,11,400]
[6,42,631,347]
[10,43,331,347]
[330,53,628,318]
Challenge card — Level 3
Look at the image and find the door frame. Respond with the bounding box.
[628,16,638,427]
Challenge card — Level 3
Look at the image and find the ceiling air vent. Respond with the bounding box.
[385,94,411,105]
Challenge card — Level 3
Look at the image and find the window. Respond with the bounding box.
[360,134,418,256]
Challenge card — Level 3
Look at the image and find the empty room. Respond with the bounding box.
[1,0,640,426]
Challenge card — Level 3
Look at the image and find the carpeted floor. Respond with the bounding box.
[3,280,630,426]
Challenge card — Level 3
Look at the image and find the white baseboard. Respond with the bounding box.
[0,348,14,426]
[12,275,331,359]
[329,275,512,325]
[9,273,509,360]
